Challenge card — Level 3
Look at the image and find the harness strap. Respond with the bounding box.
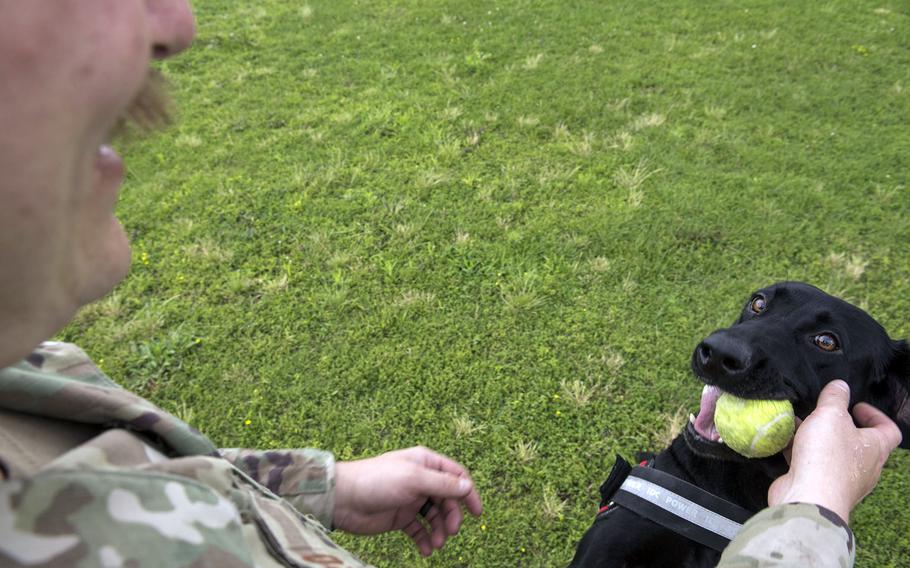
[598,455,755,552]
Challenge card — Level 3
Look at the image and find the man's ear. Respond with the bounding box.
[874,339,910,449]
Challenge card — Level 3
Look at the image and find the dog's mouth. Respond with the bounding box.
[690,385,723,442]
[684,385,761,461]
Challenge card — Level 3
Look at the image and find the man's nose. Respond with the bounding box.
[147,0,196,59]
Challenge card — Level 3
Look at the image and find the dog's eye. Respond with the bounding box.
[749,295,767,314]
[814,334,840,352]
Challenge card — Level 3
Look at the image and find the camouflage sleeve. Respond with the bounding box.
[718,503,855,567]
[219,448,336,529]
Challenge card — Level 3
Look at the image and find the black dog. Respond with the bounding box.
[570,282,910,567]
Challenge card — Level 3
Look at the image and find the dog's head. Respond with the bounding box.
[686,281,910,460]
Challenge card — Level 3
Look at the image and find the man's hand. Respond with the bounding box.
[768,380,902,523]
[333,446,483,557]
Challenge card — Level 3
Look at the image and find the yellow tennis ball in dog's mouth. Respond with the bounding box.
[714,393,795,458]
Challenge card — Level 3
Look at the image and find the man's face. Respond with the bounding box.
[0,1,194,363]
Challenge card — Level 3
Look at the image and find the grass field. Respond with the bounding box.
[63,0,910,565]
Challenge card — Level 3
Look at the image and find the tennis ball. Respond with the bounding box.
[714,393,795,458]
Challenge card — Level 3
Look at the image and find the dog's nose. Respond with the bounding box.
[695,333,753,380]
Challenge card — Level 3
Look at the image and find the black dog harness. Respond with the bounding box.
[597,456,755,551]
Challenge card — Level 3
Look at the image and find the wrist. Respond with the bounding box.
[332,461,351,530]
[776,488,851,525]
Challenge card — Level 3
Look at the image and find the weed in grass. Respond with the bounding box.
[501,273,546,313]
[113,307,165,343]
[655,406,689,448]
[395,290,436,309]
[319,286,351,311]
[175,133,203,148]
[568,131,595,157]
[327,251,355,270]
[873,183,899,203]
[453,414,485,438]
[561,379,598,407]
[589,256,612,274]
[512,440,539,464]
[614,159,661,193]
[436,136,462,162]
[541,486,568,521]
[517,115,540,128]
[537,165,580,189]
[567,233,591,249]
[76,292,125,325]
[523,53,544,70]
[607,130,634,151]
[441,106,462,121]
[172,399,196,428]
[417,169,449,189]
[455,230,471,245]
[604,352,625,377]
[627,189,644,208]
[260,274,289,295]
[185,237,233,264]
[621,273,638,295]
[827,252,869,282]
[845,255,869,281]
[393,223,415,239]
[631,112,666,130]
[553,122,571,140]
[439,64,459,86]
[465,130,482,149]
[703,104,728,120]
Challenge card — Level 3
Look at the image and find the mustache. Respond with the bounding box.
[113,68,174,138]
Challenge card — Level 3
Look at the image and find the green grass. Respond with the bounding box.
[63,1,910,565]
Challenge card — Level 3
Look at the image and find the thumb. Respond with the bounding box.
[413,469,473,500]
[816,380,850,410]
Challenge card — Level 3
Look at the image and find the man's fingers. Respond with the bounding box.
[441,497,463,535]
[413,468,473,498]
[409,446,472,478]
[816,379,850,410]
[403,519,433,557]
[404,446,484,515]
[853,402,903,451]
[427,506,447,549]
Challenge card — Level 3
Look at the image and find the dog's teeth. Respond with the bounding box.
[688,413,696,424]
[718,437,724,443]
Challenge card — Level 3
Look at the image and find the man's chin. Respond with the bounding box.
[78,220,131,306]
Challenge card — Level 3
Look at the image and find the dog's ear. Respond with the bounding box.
[872,339,910,449]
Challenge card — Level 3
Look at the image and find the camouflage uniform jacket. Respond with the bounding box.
[718,502,855,567]
[0,342,372,567]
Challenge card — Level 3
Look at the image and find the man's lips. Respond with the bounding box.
[94,144,125,208]
[95,144,124,183]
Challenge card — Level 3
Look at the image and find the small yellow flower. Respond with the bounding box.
[244,419,252,426]
[555,410,562,417]
[480,524,487,531]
